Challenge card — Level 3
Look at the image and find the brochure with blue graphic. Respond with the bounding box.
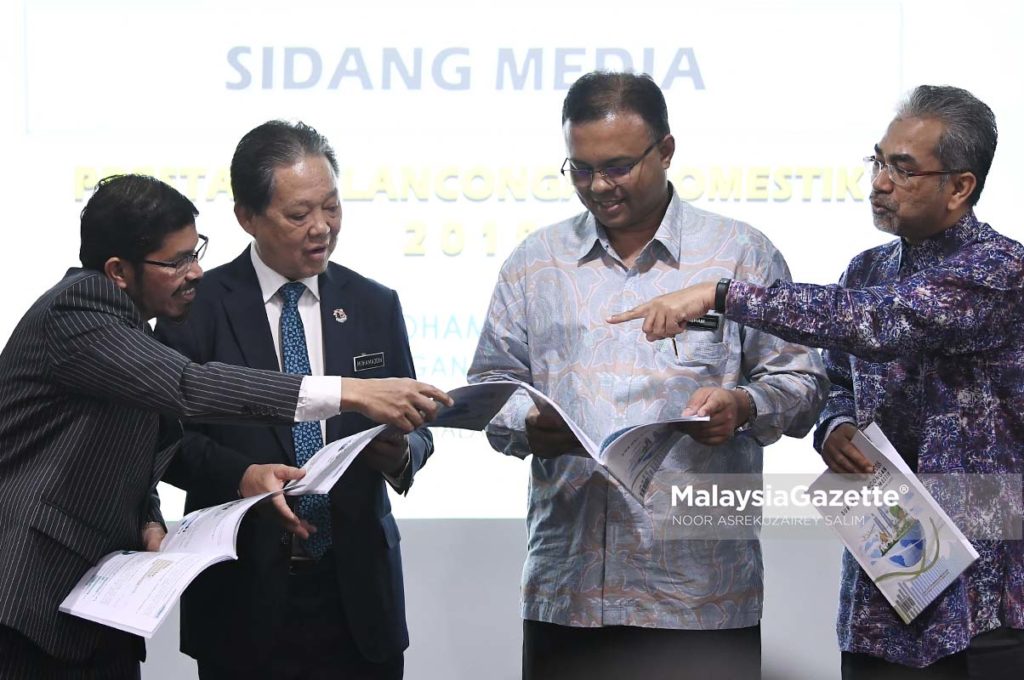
[808,423,979,624]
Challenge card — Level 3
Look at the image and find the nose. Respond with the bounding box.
[185,258,203,280]
[310,210,335,238]
[588,171,616,193]
[871,167,894,192]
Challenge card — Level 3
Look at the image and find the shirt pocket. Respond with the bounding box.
[673,334,731,374]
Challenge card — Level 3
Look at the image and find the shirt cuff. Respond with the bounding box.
[296,376,343,422]
[822,416,857,443]
[500,396,536,459]
[382,441,414,493]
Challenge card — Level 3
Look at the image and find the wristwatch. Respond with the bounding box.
[735,387,757,432]
[714,278,731,314]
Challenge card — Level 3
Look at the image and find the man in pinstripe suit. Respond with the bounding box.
[0,174,449,679]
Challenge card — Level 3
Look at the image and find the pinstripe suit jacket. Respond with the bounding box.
[0,268,305,663]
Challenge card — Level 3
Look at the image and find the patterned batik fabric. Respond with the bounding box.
[726,211,1024,667]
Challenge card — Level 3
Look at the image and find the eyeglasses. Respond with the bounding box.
[142,234,208,276]
[863,156,968,187]
[561,139,662,187]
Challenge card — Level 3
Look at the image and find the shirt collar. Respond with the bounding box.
[899,211,982,272]
[249,243,321,304]
[575,184,682,266]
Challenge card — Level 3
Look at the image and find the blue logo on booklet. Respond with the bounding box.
[885,520,925,567]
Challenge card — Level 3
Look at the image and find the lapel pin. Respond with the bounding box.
[333,308,348,323]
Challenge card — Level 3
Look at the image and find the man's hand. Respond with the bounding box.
[821,423,874,474]
[141,522,166,551]
[606,281,717,341]
[239,463,314,540]
[680,387,750,446]
[362,430,410,478]
[525,406,581,459]
[342,378,454,432]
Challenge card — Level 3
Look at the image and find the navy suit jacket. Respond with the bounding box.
[156,249,431,665]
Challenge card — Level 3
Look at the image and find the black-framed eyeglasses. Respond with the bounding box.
[142,234,208,276]
[863,156,968,187]
[561,139,662,187]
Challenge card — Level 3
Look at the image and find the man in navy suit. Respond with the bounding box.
[156,121,429,679]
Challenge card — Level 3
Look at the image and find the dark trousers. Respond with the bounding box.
[0,625,140,680]
[523,619,761,680]
[197,554,403,680]
[841,626,1024,680]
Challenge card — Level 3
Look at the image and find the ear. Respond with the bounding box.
[103,257,135,291]
[659,134,676,169]
[234,202,257,236]
[947,172,977,212]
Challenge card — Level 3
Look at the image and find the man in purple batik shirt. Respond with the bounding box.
[611,85,1024,679]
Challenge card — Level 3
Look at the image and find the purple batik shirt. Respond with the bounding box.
[726,211,1024,667]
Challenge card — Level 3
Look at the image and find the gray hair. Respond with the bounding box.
[896,85,997,206]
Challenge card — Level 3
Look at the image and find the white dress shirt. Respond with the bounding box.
[250,244,341,431]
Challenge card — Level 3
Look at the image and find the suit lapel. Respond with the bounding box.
[221,250,295,459]
[319,264,353,443]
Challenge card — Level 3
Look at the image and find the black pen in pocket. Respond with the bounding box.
[669,314,722,357]
[686,314,722,332]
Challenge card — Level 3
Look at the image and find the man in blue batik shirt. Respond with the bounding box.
[613,85,1024,679]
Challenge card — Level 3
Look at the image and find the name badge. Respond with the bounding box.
[354,352,385,372]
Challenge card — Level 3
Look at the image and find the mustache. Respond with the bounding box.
[174,282,198,296]
[869,192,895,210]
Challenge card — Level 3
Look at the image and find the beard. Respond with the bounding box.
[870,193,900,236]
[872,211,899,236]
[162,282,199,322]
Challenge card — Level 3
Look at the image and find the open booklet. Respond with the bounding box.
[808,423,979,624]
[295,379,706,502]
[60,379,704,637]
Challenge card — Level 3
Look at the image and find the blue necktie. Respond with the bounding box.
[279,282,332,558]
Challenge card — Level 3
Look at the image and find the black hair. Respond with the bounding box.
[79,174,198,270]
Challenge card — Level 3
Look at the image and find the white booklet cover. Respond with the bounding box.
[58,492,272,638]
[808,423,979,624]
